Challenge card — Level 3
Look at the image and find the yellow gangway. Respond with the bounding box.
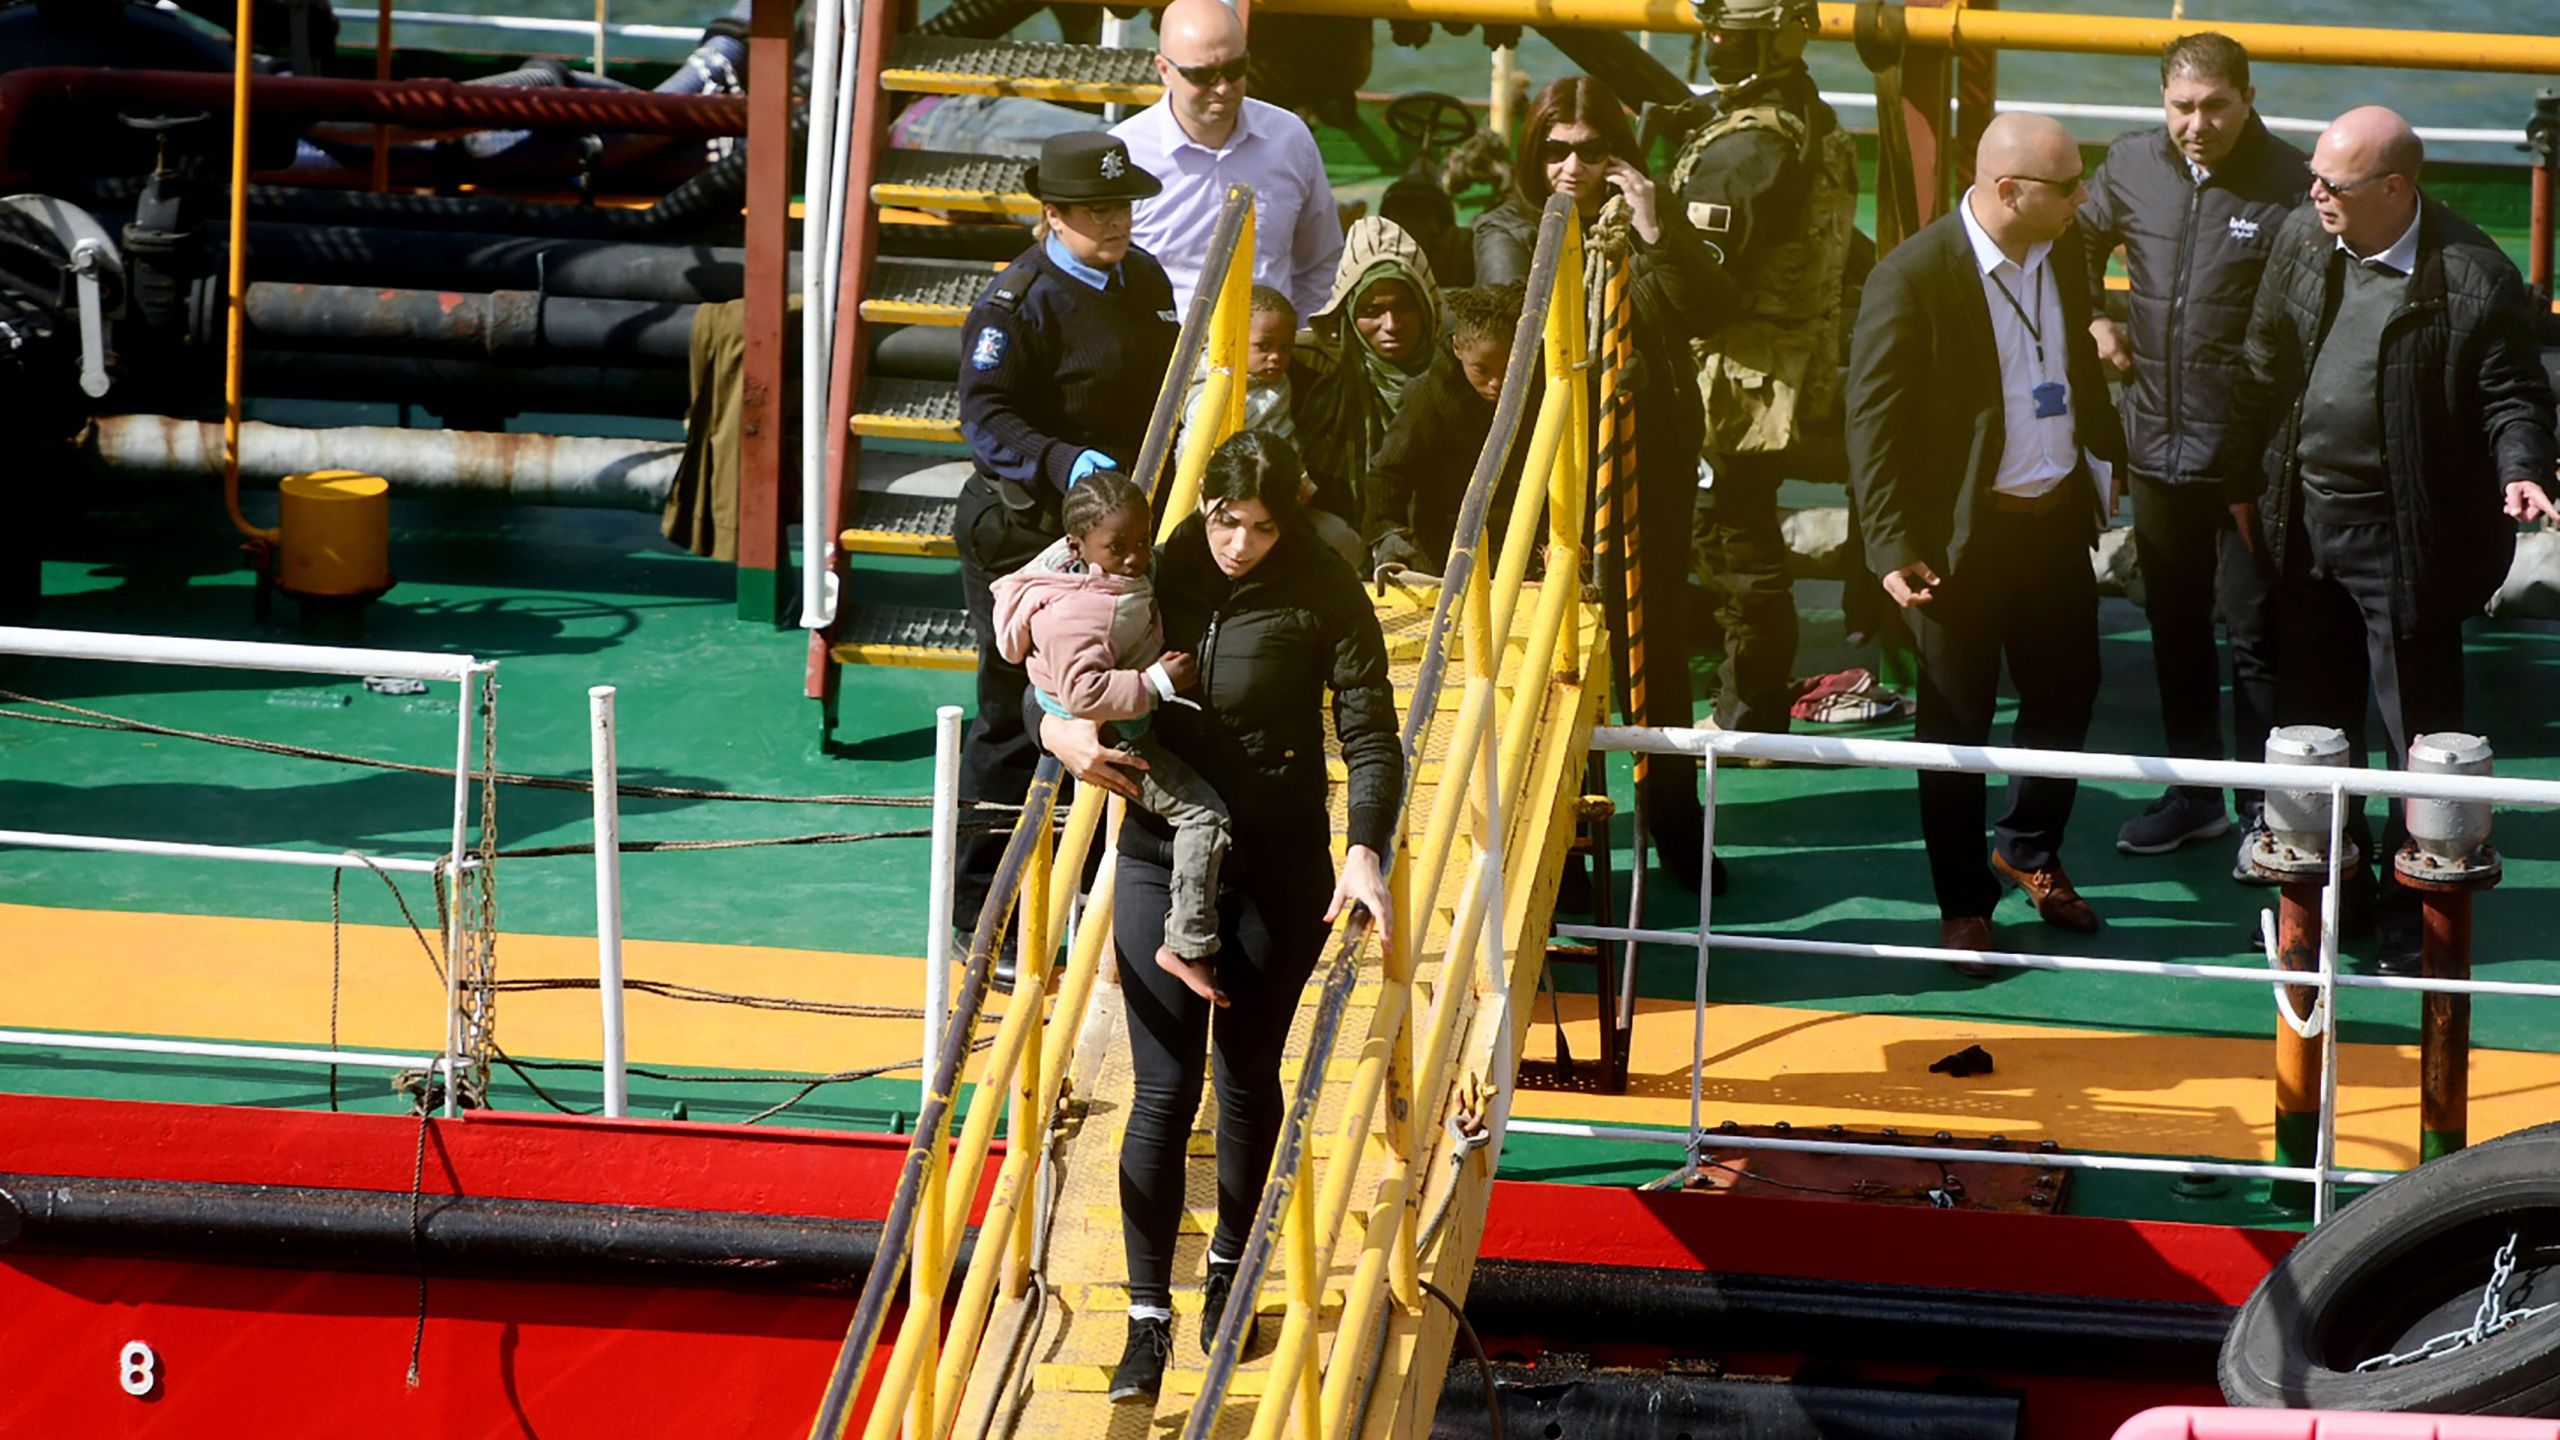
[805,191,1615,1440]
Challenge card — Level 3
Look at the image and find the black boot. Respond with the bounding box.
[1200,1259,1258,1355]
[1109,1313,1173,1403]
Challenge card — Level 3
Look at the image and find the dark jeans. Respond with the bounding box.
[954,474,1061,923]
[2275,491,2467,908]
[1692,451,1801,733]
[1907,503,2101,918]
[2130,474,2276,819]
[1115,830,1333,1309]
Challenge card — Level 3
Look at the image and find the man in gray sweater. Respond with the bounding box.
[2232,106,2559,972]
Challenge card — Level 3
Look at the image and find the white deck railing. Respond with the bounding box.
[1541,724,2560,1222]
[0,626,490,1110]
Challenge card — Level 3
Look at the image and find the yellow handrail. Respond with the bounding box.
[1185,195,1596,1440]
[223,0,280,549]
[1104,0,2560,75]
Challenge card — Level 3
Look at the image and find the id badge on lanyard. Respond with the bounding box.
[1994,264,2068,420]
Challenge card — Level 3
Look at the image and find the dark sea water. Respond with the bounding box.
[434,0,2554,162]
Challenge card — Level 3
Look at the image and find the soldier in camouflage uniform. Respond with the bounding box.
[1673,0,1858,732]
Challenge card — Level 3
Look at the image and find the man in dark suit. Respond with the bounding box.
[1847,112,2126,969]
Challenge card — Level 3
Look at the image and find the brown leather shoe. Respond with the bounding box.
[1940,916,2000,978]
[1991,852,2102,933]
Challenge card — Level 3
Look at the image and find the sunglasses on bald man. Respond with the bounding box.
[1165,54,1248,87]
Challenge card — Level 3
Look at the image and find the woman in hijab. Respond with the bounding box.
[1291,216,1444,530]
[1472,73,1736,893]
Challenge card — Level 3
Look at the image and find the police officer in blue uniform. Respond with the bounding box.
[952,131,1181,963]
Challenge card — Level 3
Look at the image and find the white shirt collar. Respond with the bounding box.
[1959,187,2052,277]
[2337,204,2423,276]
[1140,93,1257,155]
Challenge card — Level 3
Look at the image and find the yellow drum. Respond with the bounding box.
[275,470,391,598]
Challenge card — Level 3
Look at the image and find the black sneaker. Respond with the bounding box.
[2116,789,2233,856]
[1108,1314,1173,1404]
[1200,1260,1258,1356]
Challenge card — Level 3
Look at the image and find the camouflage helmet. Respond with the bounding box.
[1693,0,1818,35]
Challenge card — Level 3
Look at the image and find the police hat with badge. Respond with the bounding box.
[1024,131,1164,206]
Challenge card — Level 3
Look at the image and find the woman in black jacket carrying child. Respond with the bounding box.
[1038,430,1402,1406]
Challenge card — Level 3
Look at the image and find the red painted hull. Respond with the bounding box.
[0,1095,2291,1437]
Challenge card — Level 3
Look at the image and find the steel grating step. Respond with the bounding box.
[852,376,962,443]
[874,149,1035,217]
[859,257,998,327]
[829,602,974,670]
[881,36,1161,105]
[841,490,959,559]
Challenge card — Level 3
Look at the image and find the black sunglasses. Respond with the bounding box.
[1540,137,1612,165]
[1165,54,1247,88]
[2309,168,2391,197]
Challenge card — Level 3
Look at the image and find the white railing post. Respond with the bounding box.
[590,685,628,1119]
[925,704,964,1094]
[2314,781,2348,1222]
[1687,757,1716,1185]
[1101,10,1131,124]
[797,0,839,633]
[442,667,477,1118]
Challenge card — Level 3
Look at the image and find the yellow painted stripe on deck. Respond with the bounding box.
[1513,990,2560,1175]
[10,902,2559,1174]
[0,902,972,1081]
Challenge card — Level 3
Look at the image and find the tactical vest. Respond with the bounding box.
[1667,99,1858,456]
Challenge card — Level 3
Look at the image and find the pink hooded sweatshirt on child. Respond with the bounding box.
[990,536,1165,724]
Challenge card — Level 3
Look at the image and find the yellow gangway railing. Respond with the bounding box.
[802,185,1260,1440]
[1182,192,1595,1440]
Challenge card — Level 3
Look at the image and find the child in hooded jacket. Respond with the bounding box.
[992,473,1236,1003]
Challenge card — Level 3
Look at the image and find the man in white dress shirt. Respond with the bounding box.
[1847,113,2126,965]
[1110,0,1342,323]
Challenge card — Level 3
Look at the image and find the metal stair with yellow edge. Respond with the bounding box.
[838,34,1161,667]
[881,36,1161,107]
[804,196,1613,1440]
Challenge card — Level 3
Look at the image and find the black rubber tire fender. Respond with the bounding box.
[2219,1124,2560,1416]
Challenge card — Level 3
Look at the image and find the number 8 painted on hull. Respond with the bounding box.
[119,1340,157,1397]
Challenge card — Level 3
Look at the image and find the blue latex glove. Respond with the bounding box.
[1068,449,1118,487]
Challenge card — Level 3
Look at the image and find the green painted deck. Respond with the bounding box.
[10,463,2560,1232]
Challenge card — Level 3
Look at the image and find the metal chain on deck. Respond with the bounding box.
[2356,1233,2560,1370]
[458,670,502,1101]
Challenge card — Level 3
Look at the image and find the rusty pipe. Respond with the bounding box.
[91,415,683,509]
[0,68,748,181]
[238,282,697,362]
[2271,880,2324,1211]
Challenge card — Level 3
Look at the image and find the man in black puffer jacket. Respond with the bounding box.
[2231,105,2559,972]
[2078,33,2308,871]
